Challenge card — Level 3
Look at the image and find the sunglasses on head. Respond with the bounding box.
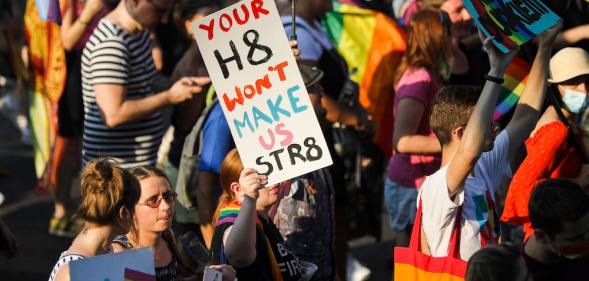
[138,191,177,208]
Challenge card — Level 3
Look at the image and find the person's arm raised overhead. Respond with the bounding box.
[95,77,210,128]
[223,169,267,267]
[445,32,518,196]
[505,23,562,160]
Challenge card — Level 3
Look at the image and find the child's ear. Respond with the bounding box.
[184,20,193,37]
[452,126,464,141]
[230,182,241,194]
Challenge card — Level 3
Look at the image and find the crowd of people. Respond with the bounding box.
[0,0,589,281]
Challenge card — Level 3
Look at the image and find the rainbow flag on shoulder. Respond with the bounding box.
[323,1,406,156]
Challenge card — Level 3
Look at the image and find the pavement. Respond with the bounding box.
[0,110,394,281]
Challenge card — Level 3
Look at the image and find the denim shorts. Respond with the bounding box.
[384,178,418,232]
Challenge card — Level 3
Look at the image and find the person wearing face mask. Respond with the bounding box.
[524,179,589,281]
[501,47,589,240]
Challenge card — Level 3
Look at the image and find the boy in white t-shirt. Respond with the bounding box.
[419,25,561,261]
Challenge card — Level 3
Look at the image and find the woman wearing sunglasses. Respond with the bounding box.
[112,166,236,281]
[111,166,183,280]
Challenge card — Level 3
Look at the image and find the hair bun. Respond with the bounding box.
[95,158,114,181]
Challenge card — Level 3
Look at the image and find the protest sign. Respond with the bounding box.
[192,0,333,185]
[464,0,560,53]
[70,248,156,281]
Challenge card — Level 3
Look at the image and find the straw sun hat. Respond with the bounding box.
[548,47,589,84]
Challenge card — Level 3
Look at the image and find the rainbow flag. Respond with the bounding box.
[24,0,65,181]
[493,56,531,121]
[323,1,406,157]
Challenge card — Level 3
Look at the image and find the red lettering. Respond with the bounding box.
[219,13,233,32]
[223,88,244,112]
[269,61,289,81]
[251,0,270,19]
[233,4,250,25]
[199,18,215,40]
[255,75,272,94]
[243,85,256,99]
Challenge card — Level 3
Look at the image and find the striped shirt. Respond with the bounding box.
[48,252,85,281]
[81,19,164,168]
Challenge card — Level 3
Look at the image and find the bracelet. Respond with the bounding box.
[484,74,504,84]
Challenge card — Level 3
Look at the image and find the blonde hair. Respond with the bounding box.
[78,158,140,229]
[212,149,244,223]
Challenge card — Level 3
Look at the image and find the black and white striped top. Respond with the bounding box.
[48,252,85,281]
[81,19,163,168]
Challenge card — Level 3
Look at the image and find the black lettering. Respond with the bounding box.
[304,137,322,161]
[507,1,535,24]
[287,143,306,165]
[256,156,273,176]
[214,41,243,79]
[524,0,548,14]
[269,148,285,171]
[243,29,273,65]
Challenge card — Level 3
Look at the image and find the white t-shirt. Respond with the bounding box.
[418,130,512,261]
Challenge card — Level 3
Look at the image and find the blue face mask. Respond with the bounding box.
[562,89,589,113]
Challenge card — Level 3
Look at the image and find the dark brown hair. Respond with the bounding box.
[212,149,244,223]
[128,165,171,186]
[393,9,452,86]
[78,158,141,229]
[430,85,482,145]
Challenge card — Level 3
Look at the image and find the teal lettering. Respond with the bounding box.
[267,95,291,121]
[287,85,308,113]
[233,112,254,138]
[252,106,273,128]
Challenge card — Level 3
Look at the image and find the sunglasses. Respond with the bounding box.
[137,191,177,208]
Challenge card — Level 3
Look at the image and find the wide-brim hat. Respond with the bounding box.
[548,47,589,84]
[298,63,324,88]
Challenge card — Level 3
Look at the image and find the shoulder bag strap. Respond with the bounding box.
[548,91,589,163]
[447,206,464,259]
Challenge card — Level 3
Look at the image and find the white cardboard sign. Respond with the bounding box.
[70,248,156,281]
[192,0,332,185]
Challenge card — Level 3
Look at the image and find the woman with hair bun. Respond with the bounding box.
[48,158,141,281]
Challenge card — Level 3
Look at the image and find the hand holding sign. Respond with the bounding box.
[192,0,332,186]
[537,21,562,47]
[479,29,519,75]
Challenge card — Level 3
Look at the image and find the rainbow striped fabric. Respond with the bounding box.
[35,0,61,23]
[493,57,531,121]
[323,1,406,156]
[216,201,283,281]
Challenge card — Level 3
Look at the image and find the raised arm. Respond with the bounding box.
[445,33,518,195]
[61,0,104,51]
[95,77,210,128]
[505,23,562,160]
[223,169,267,267]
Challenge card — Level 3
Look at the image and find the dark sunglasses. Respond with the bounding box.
[138,191,177,208]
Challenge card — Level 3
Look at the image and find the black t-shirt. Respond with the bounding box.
[524,249,589,281]
[211,215,302,281]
